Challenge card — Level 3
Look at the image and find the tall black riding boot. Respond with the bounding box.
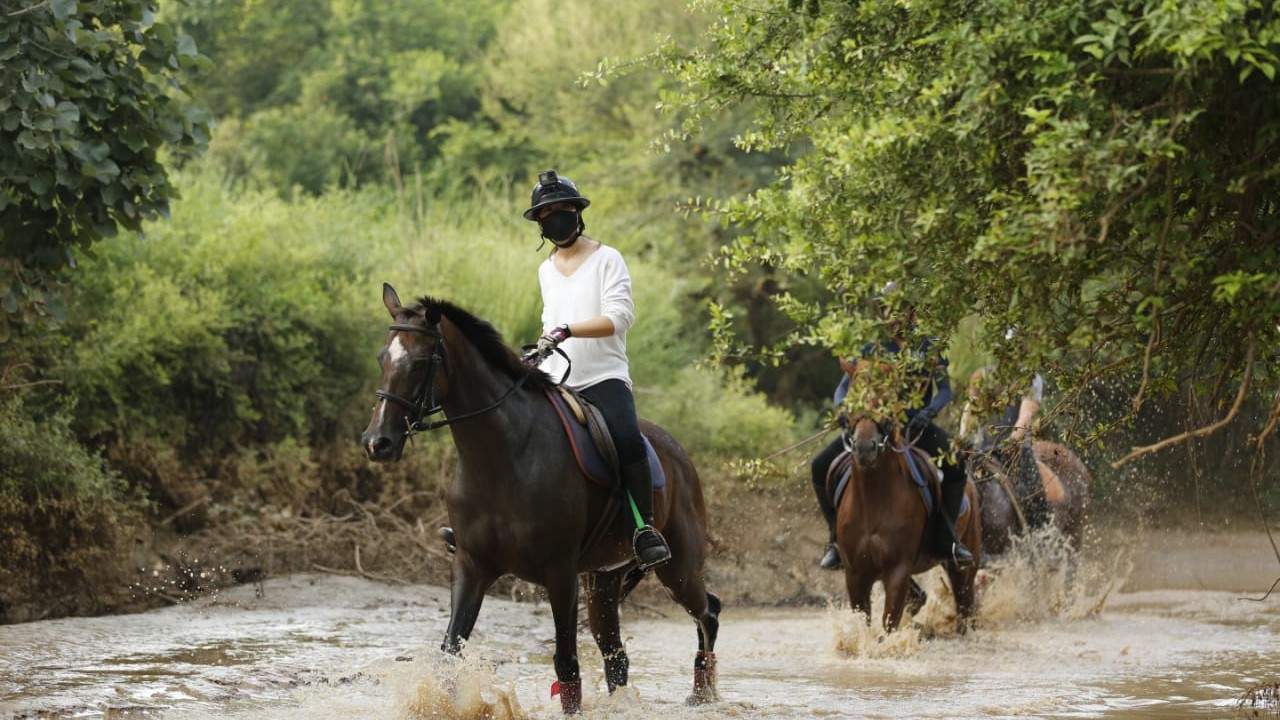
[812,469,841,570]
[936,473,975,568]
[621,458,671,570]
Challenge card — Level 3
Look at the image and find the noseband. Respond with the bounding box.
[375,322,450,433]
[374,320,538,435]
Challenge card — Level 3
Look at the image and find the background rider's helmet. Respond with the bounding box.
[523,169,591,221]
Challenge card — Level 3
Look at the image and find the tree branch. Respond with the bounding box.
[6,0,50,17]
[1111,337,1255,468]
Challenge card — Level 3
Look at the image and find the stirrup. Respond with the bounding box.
[633,525,671,570]
[438,526,456,555]
[819,542,842,570]
[950,542,975,569]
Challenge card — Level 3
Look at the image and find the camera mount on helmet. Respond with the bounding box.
[523,169,591,221]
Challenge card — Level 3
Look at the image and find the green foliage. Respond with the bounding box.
[0,395,126,500]
[58,167,380,460]
[0,397,146,622]
[664,0,1280,447]
[638,365,798,458]
[168,0,505,195]
[0,0,211,339]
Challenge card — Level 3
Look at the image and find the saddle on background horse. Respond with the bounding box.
[825,443,970,556]
[825,444,945,517]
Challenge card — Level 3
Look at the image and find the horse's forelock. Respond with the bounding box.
[412,296,444,324]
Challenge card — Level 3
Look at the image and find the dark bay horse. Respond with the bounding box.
[360,284,719,713]
[834,412,982,633]
[974,440,1093,557]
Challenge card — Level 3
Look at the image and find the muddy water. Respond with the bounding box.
[2,529,1278,719]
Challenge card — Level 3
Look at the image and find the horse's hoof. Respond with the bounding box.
[685,688,720,706]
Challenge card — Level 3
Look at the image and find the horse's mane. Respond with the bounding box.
[410,296,556,393]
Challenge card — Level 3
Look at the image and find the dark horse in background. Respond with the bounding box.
[361,284,720,714]
[832,360,981,633]
[971,439,1094,558]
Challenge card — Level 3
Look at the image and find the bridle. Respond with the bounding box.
[374,319,538,435]
[842,413,895,455]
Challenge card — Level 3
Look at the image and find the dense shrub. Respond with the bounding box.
[0,397,148,622]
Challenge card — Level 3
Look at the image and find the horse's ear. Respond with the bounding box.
[382,283,402,318]
[839,357,858,377]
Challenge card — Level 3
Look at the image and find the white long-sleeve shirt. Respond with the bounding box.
[538,243,635,390]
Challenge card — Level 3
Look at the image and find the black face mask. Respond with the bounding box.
[539,210,580,246]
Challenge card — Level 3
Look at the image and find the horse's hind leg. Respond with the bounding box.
[583,570,629,693]
[654,541,720,704]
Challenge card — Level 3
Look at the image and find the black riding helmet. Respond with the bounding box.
[523,169,591,221]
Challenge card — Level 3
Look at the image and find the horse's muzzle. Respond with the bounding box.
[852,443,879,470]
[361,431,403,462]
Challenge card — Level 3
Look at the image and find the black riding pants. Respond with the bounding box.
[579,379,646,467]
[904,419,967,500]
[810,435,845,533]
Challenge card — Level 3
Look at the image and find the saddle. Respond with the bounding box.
[826,443,958,518]
[544,387,665,491]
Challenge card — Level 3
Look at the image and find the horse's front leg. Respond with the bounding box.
[844,568,874,622]
[584,570,628,693]
[881,565,914,633]
[441,551,497,654]
[547,567,583,714]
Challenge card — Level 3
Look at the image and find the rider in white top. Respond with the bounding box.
[526,169,671,571]
[538,243,634,391]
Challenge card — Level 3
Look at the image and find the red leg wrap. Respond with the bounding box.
[557,678,582,714]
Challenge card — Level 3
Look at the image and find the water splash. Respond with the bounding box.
[398,653,526,720]
[977,525,1131,626]
[830,606,923,658]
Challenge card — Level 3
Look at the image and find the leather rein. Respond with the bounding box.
[375,321,542,435]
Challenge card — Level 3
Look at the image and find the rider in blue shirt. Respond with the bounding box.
[810,302,975,570]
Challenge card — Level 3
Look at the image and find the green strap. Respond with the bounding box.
[626,490,645,529]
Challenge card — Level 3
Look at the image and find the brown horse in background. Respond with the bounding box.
[833,411,982,633]
[361,284,720,713]
[973,440,1093,557]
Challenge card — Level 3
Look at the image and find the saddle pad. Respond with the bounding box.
[830,448,964,517]
[545,388,666,490]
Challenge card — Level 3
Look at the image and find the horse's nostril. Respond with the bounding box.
[364,435,392,457]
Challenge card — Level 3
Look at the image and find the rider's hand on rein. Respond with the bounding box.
[537,323,571,356]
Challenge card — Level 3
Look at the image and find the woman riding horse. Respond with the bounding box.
[960,365,1093,556]
[811,287,974,570]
